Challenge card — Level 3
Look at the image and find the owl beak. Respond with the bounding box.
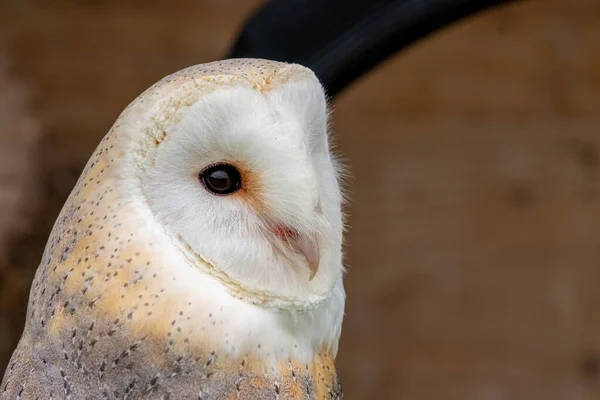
[290,233,320,281]
[272,225,320,280]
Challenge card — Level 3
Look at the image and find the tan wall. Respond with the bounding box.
[1,0,600,398]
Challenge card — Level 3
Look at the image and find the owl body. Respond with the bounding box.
[1,60,345,399]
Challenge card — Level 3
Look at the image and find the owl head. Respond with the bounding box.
[110,59,345,310]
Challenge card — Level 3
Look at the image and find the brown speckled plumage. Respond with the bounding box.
[1,59,343,399]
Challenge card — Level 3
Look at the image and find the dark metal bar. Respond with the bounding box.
[228,0,519,97]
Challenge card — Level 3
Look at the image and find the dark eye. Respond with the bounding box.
[199,163,242,195]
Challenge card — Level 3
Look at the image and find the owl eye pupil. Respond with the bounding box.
[199,163,242,195]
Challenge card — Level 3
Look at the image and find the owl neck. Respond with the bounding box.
[148,242,346,365]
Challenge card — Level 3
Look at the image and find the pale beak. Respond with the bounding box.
[272,224,321,281]
[289,233,321,281]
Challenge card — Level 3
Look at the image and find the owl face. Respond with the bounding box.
[139,72,344,306]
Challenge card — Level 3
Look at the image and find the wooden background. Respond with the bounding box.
[1,0,600,398]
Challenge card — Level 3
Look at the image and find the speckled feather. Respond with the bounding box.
[1,59,344,399]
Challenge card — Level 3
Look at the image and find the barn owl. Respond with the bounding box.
[1,59,346,399]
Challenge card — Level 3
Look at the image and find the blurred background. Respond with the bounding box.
[1,0,600,398]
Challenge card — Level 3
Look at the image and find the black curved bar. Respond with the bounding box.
[228,0,519,98]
